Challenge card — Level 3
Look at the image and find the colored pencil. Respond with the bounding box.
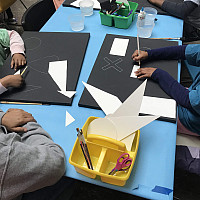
[21,66,28,76]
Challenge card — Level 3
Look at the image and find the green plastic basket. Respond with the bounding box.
[99,1,138,29]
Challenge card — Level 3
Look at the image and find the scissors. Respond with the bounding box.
[109,153,132,175]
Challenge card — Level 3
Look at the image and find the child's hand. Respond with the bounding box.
[135,67,157,79]
[132,50,148,62]
[1,108,36,133]
[11,53,26,71]
[0,75,24,88]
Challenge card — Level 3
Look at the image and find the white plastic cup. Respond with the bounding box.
[137,19,155,38]
[68,14,84,32]
[144,7,157,21]
[79,0,94,16]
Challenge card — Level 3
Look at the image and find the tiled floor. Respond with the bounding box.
[2,1,200,200]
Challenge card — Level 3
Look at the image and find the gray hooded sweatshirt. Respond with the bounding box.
[0,109,66,200]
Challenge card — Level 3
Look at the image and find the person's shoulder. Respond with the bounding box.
[185,0,200,6]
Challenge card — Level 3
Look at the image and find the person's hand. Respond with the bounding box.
[11,53,26,71]
[0,75,24,88]
[132,50,148,62]
[148,0,165,7]
[1,108,36,132]
[135,67,157,79]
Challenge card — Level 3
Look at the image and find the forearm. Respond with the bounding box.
[147,45,187,60]
[151,68,191,108]
[2,122,66,199]
[7,30,25,56]
[161,1,198,19]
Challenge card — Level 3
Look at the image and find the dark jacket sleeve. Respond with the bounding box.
[161,1,198,19]
[151,68,192,109]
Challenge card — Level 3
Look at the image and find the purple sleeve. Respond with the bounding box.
[147,45,187,61]
[151,68,191,109]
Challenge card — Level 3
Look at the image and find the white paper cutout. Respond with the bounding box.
[108,115,159,141]
[65,110,75,127]
[14,70,20,75]
[83,80,159,150]
[58,91,76,98]
[48,60,76,98]
[71,0,101,9]
[121,133,135,151]
[82,81,122,115]
[49,60,67,91]
[87,118,118,140]
[111,80,147,117]
[109,38,129,57]
[130,65,140,78]
[140,96,176,119]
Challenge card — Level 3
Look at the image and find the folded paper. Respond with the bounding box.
[82,80,159,150]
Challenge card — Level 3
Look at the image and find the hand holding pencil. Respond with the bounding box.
[132,50,148,62]
[0,74,24,88]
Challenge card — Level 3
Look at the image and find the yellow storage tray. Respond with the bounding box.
[69,116,140,186]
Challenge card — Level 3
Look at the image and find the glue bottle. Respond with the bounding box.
[137,7,146,27]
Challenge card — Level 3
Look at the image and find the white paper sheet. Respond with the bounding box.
[109,38,129,57]
[65,110,75,127]
[111,80,147,117]
[130,65,140,78]
[82,81,122,115]
[140,96,176,119]
[71,0,101,9]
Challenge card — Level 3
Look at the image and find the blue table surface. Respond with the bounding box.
[0,6,183,200]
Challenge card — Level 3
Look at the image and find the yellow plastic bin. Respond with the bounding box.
[69,116,140,186]
[99,1,138,29]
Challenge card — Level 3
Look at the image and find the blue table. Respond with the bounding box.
[0,5,183,200]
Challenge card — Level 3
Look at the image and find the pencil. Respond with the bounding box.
[150,37,181,40]
[21,66,28,76]
[137,34,141,66]
[76,128,93,170]
[0,101,42,105]
[109,3,124,15]
[80,129,93,170]
[80,141,91,169]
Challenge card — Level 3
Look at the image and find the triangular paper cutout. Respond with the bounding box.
[82,81,122,115]
[111,80,147,117]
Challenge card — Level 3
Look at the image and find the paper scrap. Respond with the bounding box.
[14,70,20,75]
[71,0,101,9]
[112,80,147,117]
[109,38,129,57]
[82,81,122,115]
[58,91,76,98]
[130,65,140,78]
[65,110,75,127]
[140,96,176,119]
